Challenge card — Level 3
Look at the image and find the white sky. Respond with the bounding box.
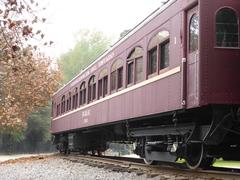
[40,0,166,58]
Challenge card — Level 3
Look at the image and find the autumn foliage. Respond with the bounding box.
[0,0,61,130]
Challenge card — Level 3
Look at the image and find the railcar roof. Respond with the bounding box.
[53,0,176,96]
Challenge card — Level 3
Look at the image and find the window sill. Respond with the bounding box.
[127,83,134,88]
[117,87,124,92]
[159,67,170,74]
[214,46,240,50]
[148,72,158,79]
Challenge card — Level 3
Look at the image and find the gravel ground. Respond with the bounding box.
[0,156,157,180]
[0,153,54,162]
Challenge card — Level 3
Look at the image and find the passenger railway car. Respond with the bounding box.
[51,0,240,169]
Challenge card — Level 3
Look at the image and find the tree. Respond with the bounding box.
[58,29,112,83]
[24,105,52,152]
[0,0,61,131]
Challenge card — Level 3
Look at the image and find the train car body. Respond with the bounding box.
[51,0,240,169]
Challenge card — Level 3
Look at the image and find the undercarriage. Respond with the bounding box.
[53,105,240,169]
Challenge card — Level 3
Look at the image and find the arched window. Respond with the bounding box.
[148,30,170,75]
[216,8,239,47]
[111,59,123,92]
[61,95,65,114]
[88,75,96,103]
[79,82,86,106]
[98,68,108,99]
[189,14,199,53]
[127,47,143,85]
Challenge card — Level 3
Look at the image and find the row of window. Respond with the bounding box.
[188,7,240,54]
[55,7,239,117]
[55,30,170,116]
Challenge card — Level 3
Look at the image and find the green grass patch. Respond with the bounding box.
[213,159,240,169]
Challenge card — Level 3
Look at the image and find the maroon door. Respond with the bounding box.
[187,6,199,108]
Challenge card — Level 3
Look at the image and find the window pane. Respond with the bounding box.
[216,8,238,47]
[128,47,143,59]
[67,99,69,111]
[88,86,92,102]
[88,76,96,102]
[72,95,75,109]
[75,93,78,108]
[80,92,82,105]
[127,62,134,84]
[69,96,71,110]
[135,57,143,82]
[112,59,123,72]
[98,79,103,98]
[117,67,123,89]
[148,31,170,50]
[111,71,117,91]
[160,41,170,70]
[83,89,86,104]
[103,76,108,97]
[148,48,157,75]
[189,14,199,52]
[93,84,96,100]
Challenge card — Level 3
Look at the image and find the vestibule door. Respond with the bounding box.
[187,6,199,108]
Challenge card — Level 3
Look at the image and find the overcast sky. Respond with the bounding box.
[41,0,165,58]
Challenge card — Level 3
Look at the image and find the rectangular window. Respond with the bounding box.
[135,57,143,82]
[98,79,103,98]
[111,71,116,92]
[83,89,86,104]
[79,92,82,106]
[88,86,92,103]
[103,76,108,97]
[160,41,170,70]
[69,97,71,110]
[75,93,78,108]
[93,84,96,100]
[66,99,69,111]
[72,95,75,109]
[127,61,134,85]
[117,67,123,89]
[148,47,157,75]
[80,90,86,105]
[57,105,59,116]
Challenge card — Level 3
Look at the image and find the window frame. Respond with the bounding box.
[127,60,134,87]
[159,39,170,72]
[98,68,108,99]
[126,47,144,87]
[61,95,65,114]
[148,46,158,78]
[147,30,170,78]
[117,66,123,90]
[88,75,96,103]
[189,13,199,53]
[79,82,86,106]
[68,92,71,111]
[111,59,124,93]
[135,56,143,83]
[215,7,240,49]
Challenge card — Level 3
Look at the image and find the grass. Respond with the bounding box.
[176,158,240,169]
[213,159,240,169]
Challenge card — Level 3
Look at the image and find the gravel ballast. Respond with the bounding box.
[0,156,156,180]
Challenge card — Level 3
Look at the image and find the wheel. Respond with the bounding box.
[185,143,213,169]
[143,158,156,165]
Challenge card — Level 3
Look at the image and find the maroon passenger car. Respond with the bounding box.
[52,0,240,169]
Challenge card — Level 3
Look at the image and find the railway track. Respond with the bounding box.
[60,154,240,180]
